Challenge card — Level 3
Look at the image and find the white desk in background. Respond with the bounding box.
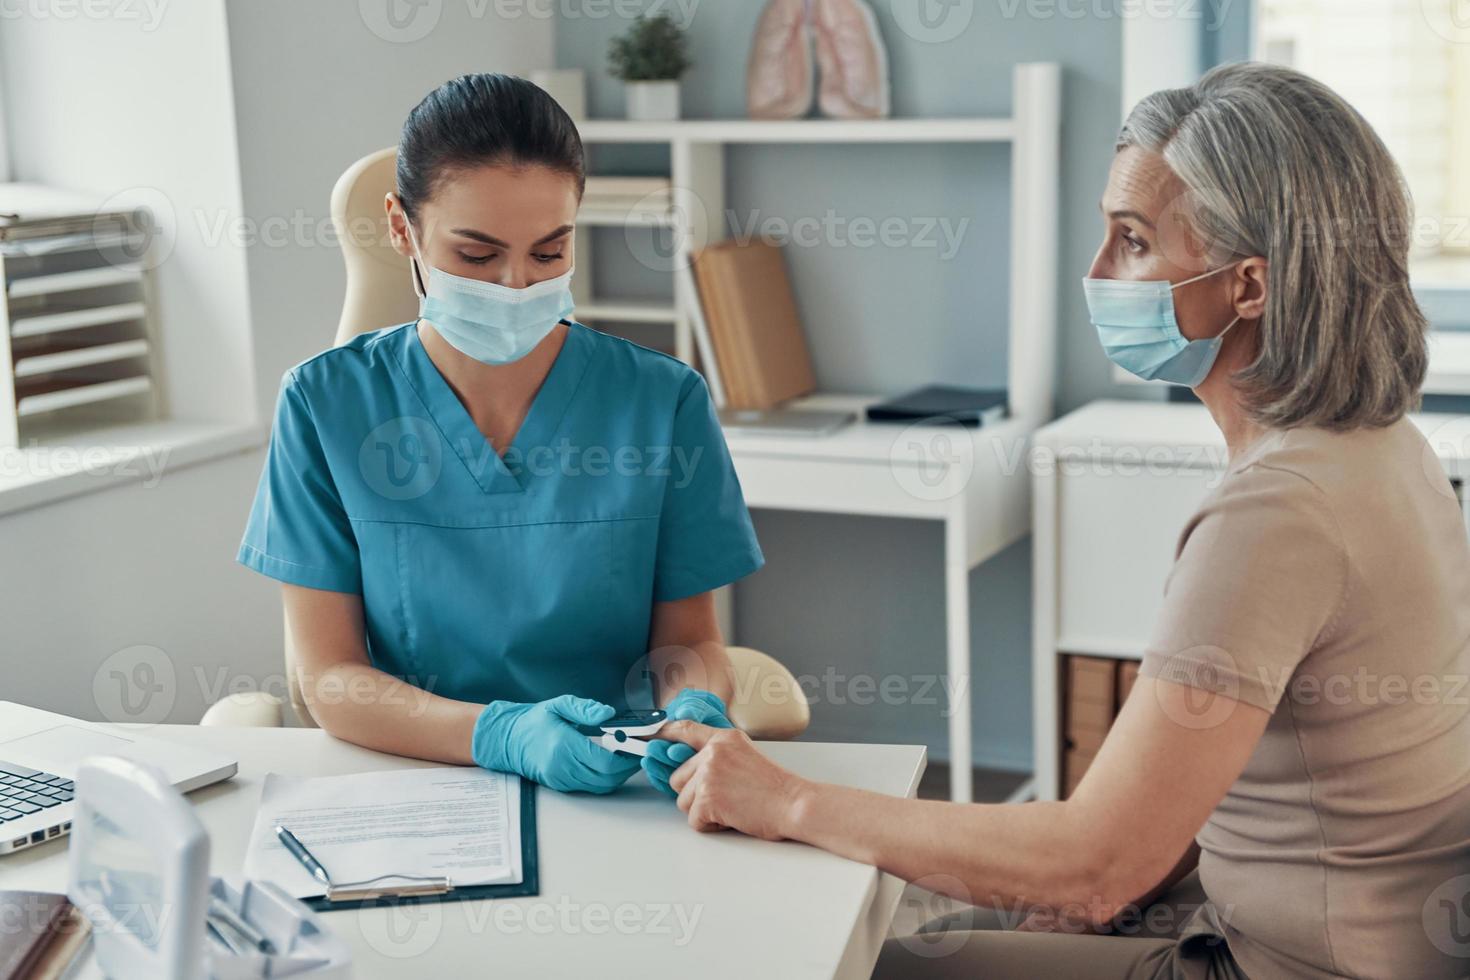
[724,394,1036,804]
[0,724,926,980]
[1030,399,1470,800]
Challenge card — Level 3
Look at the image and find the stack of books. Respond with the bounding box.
[581,176,672,217]
[1061,655,1140,796]
[690,240,816,411]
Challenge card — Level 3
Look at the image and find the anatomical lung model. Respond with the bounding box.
[746,0,890,120]
[812,0,890,119]
[747,0,814,120]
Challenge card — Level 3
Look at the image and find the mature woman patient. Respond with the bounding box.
[658,63,1470,979]
[237,74,762,798]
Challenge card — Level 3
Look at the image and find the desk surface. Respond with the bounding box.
[0,726,925,980]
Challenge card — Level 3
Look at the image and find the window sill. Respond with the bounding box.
[0,418,265,519]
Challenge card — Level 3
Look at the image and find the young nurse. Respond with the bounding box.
[237,73,763,796]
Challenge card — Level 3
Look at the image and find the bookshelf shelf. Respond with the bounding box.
[9,263,145,299]
[10,301,147,339]
[17,375,151,417]
[575,206,676,228]
[577,116,1016,144]
[13,338,150,377]
[574,300,678,324]
[572,63,1060,803]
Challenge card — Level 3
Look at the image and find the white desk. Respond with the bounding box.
[1030,399,1470,799]
[725,394,1035,803]
[0,725,925,980]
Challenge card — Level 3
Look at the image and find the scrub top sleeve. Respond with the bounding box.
[652,373,764,602]
[237,371,362,594]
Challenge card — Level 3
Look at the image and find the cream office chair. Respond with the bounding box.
[204,149,809,740]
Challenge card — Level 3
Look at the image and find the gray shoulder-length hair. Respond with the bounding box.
[1119,61,1427,430]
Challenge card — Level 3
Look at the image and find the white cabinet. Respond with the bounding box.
[1055,465,1217,657]
[1030,399,1470,800]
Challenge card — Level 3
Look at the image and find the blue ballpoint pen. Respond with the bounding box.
[275,823,332,889]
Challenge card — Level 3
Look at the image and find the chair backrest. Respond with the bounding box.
[331,146,420,344]
[282,147,420,728]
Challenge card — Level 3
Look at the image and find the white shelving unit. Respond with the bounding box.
[0,205,163,448]
[574,63,1061,801]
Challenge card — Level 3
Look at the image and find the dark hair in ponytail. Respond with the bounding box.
[396,73,585,221]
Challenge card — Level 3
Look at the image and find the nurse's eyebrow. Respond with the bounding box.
[450,225,575,248]
[1098,201,1156,229]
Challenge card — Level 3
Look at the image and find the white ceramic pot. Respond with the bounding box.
[625,80,681,121]
[530,68,587,122]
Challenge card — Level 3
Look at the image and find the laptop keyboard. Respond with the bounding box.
[0,760,73,822]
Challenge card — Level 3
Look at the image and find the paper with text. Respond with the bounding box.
[242,766,523,898]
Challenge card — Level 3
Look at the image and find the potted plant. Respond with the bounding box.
[608,13,692,121]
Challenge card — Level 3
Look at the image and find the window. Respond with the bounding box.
[1256,0,1470,287]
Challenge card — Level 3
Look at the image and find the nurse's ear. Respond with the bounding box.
[385,193,427,299]
[385,192,414,260]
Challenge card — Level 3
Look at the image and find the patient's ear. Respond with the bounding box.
[1233,256,1268,321]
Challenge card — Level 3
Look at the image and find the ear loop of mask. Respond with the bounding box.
[403,212,427,300]
[1174,259,1244,341]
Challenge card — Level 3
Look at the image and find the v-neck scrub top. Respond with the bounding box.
[237,321,764,709]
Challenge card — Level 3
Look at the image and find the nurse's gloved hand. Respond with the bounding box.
[642,689,733,798]
[472,696,641,794]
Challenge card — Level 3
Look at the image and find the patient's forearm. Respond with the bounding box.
[782,785,1124,922]
[301,661,481,766]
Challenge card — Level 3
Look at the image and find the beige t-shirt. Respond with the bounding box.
[1140,417,1470,979]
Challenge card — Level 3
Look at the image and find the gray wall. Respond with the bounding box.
[559,3,1133,769]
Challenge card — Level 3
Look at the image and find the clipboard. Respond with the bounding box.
[297,781,539,913]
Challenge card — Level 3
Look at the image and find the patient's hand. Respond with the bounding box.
[661,721,810,841]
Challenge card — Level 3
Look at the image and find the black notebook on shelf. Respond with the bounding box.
[866,386,1009,427]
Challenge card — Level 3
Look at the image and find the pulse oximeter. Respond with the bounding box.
[578,710,668,757]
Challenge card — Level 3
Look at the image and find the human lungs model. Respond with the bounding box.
[812,0,890,119]
[747,0,814,120]
[746,0,890,120]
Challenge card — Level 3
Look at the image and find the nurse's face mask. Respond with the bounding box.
[405,218,575,366]
[1083,261,1243,388]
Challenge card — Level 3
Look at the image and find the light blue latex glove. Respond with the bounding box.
[642,688,733,798]
[472,696,641,794]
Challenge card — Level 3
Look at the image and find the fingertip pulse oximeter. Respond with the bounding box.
[577,710,668,757]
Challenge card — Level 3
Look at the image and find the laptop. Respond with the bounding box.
[0,701,237,854]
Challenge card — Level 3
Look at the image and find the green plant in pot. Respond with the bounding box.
[608,13,692,121]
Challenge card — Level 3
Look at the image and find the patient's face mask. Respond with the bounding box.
[406,219,574,366]
[1083,262,1242,387]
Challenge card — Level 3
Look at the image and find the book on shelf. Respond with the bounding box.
[693,242,750,405]
[866,385,1009,426]
[581,176,672,212]
[690,240,816,411]
[583,176,672,198]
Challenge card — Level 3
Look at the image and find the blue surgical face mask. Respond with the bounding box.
[407,220,574,365]
[1083,262,1242,387]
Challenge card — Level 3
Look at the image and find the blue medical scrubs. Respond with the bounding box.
[238,321,764,708]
